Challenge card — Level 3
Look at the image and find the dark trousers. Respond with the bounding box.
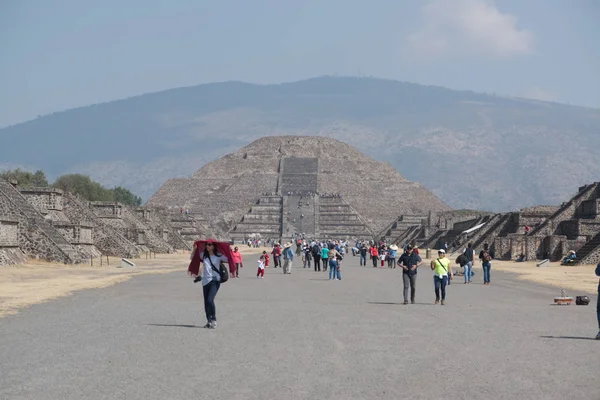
[203,280,220,322]
[434,275,448,301]
[313,256,321,271]
[322,258,328,271]
[403,274,417,302]
[372,256,378,267]
[235,263,241,277]
[597,294,600,330]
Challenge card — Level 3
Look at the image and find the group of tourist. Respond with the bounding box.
[190,238,600,340]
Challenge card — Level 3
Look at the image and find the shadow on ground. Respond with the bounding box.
[539,335,596,341]
[147,323,201,329]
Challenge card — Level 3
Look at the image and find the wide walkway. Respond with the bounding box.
[1,255,598,400]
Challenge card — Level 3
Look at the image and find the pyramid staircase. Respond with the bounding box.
[574,231,600,264]
[0,181,80,263]
[529,183,599,237]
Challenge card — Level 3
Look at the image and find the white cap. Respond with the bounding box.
[438,249,446,253]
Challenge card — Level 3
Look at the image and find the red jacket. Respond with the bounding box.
[264,253,270,266]
[232,250,243,264]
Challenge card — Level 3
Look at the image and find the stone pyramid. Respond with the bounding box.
[147,136,451,238]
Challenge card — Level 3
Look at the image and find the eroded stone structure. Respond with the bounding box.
[0,178,194,265]
[0,181,81,264]
[148,136,451,241]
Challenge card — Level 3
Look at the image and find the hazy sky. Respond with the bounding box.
[1,0,599,128]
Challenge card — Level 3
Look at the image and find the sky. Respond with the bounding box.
[1,0,599,128]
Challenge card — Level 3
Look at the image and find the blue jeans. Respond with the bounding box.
[464,262,473,283]
[434,275,448,301]
[202,280,220,322]
[359,254,366,266]
[482,262,491,283]
[329,260,341,280]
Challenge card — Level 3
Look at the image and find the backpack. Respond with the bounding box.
[575,296,590,305]
[482,251,492,262]
[207,255,229,283]
[455,254,467,266]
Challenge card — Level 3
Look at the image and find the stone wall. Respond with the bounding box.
[20,187,64,214]
[0,216,19,247]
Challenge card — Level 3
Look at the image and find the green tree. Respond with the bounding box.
[52,174,143,205]
[0,168,49,187]
[53,174,113,201]
[111,186,143,206]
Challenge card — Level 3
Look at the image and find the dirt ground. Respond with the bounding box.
[0,246,268,318]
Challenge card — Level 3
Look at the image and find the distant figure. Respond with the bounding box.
[431,249,452,305]
[478,243,493,285]
[256,255,265,279]
[562,250,577,265]
[282,242,294,274]
[595,263,600,340]
[359,244,368,266]
[524,225,531,235]
[399,245,422,304]
[369,245,379,268]
[231,246,243,278]
[463,242,475,284]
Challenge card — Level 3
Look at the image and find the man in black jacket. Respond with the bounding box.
[398,245,422,305]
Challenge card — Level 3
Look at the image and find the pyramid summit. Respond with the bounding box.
[147,136,451,239]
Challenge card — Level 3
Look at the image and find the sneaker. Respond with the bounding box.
[411,300,415,304]
[441,300,446,305]
[403,300,409,305]
[209,321,217,329]
[203,322,211,328]
[434,300,439,304]
[596,331,600,340]
[261,276,264,279]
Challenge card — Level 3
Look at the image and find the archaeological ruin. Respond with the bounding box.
[0,179,210,266]
[147,136,451,242]
[2,135,600,266]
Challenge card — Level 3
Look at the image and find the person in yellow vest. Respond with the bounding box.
[431,249,452,305]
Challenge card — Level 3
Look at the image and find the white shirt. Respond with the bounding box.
[257,260,265,270]
[201,254,229,286]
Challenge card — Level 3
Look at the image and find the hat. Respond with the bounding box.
[569,250,575,254]
[438,249,446,253]
[389,244,399,251]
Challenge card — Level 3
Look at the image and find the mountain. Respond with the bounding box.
[1,76,599,211]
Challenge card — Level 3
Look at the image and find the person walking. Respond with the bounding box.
[479,243,493,285]
[595,263,600,340]
[369,245,379,268]
[188,240,233,329]
[399,245,422,304]
[257,255,265,279]
[388,245,398,268]
[282,242,294,274]
[328,245,343,280]
[312,242,322,272]
[262,250,270,268]
[271,244,281,268]
[231,246,243,278]
[303,244,312,268]
[359,243,368,266]
[463,242,475,284]
[321,245,330,272]
[431,249,452,305]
